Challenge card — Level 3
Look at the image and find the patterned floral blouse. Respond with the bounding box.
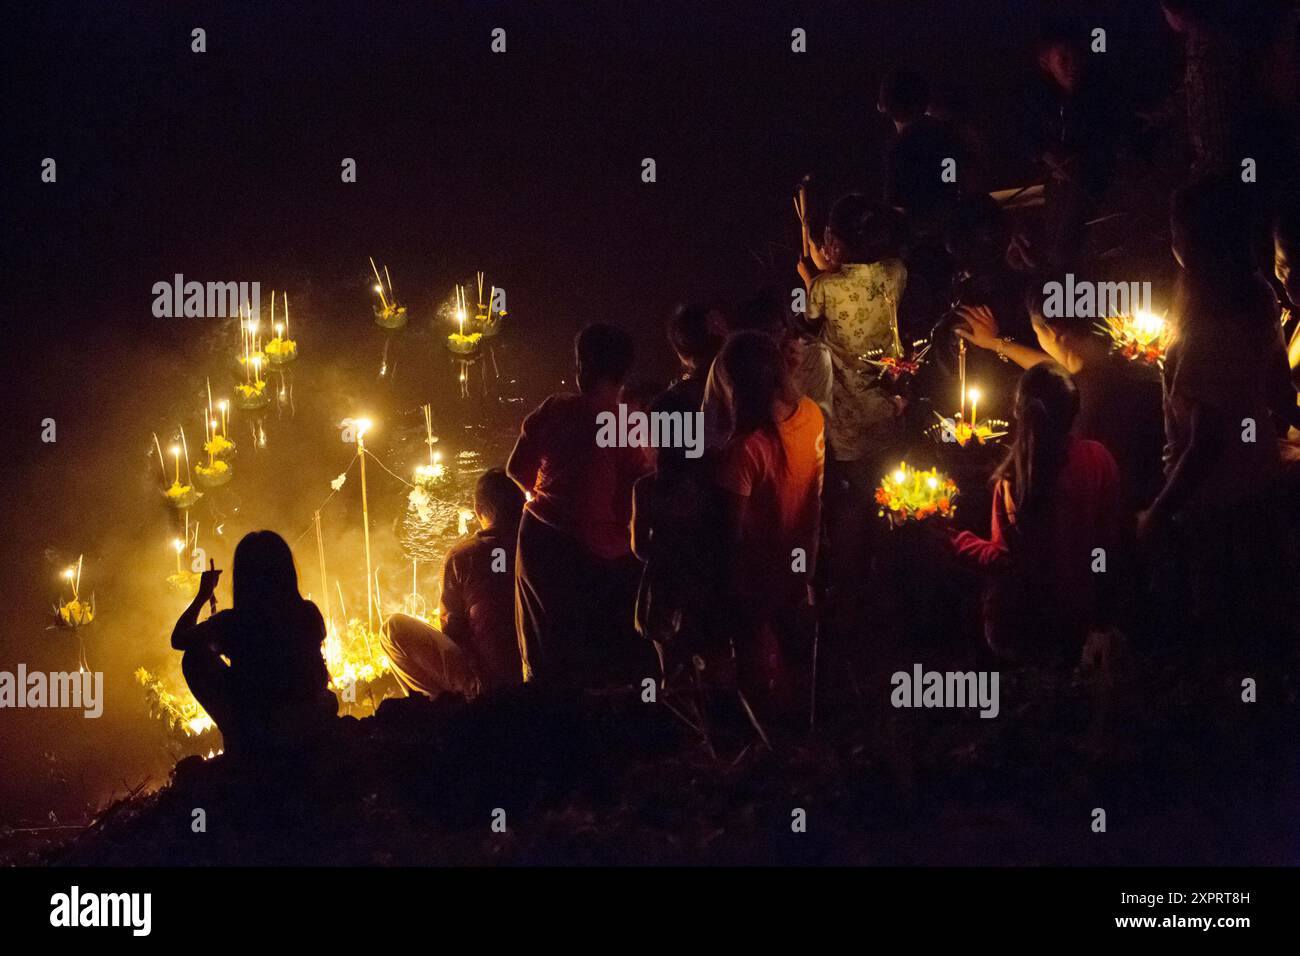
[807,260,907,461]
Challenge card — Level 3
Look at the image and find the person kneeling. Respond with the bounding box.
[381,468,524,699]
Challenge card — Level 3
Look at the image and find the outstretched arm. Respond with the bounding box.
[171,567,221,650]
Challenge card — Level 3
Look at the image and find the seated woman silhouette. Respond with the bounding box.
[171,530,337,755]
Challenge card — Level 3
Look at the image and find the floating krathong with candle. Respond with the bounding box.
[157,433,201,508]
[1097,310,1169,367]
[472,271,507,338]
[370,257,407,329]
[235,361,270,410]
[166,538,200,594]
[412,404,453,490]
[52,556,95,629]
[875,462,959,527]
[194,457,232,488]
[446,283,483,355]
[264,291,298,365]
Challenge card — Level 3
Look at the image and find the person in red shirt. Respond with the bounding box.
[380,468,525,698]
[508,323,653,686]
[949,362,1121,663]
[714,331,826,714]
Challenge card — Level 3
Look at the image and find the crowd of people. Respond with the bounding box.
[172,3,1300,756]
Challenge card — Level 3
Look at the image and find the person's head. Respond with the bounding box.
[1036,33,1083,93]
[1024,282,1102,370]
[668,304,722,376]
[878,68,929,128]
[232,531,300,615]
[996,362,1080,518]
[825,194,902,266]
[574,322,634,394]
[1274,201,1300,308]
[715,330,797,437]
[730,287,788,338]
[473,467,524,530]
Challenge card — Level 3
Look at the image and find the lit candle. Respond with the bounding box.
[171,445,181,485]
[219,400,229,437]
[968,388,980,430]
[957,338,967,422]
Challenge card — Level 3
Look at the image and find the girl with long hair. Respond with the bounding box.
[950,362,1121,662]
[172,530,336,755]
[714,331,825,713]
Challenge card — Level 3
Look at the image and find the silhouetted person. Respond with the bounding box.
[631,387,726,678]
[1141,175,1294,650]
[171,530,336,756]
[663,303,723,411]
[1032,26,1117,271]
[715,331,825,716]
[508,323,653,686]
[380,468,525,698]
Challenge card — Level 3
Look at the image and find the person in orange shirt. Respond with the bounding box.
[714,331,826,717]
[507,323,653,687]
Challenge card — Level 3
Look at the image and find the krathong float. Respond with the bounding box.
[926,386,1008,447]
[875,463,959,528]
[52,556,95,630]
[863,337,931,383]
[235,356,269,410]
[371,257,407,329]
[156,433,201,509]
[446,284,483,355]
[1097,309,1169,368]
[264,291,297,365]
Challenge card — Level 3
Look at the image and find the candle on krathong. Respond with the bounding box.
[180,427,193,483]
[283,292,290,337]
[370,257,391,310]
[219,400,229,437]
[457,285,466,337]
[171,445,182,485]
[968,387,980,430]
[957,337,967,422]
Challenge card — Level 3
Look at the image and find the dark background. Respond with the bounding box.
[0,1,1177,826]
